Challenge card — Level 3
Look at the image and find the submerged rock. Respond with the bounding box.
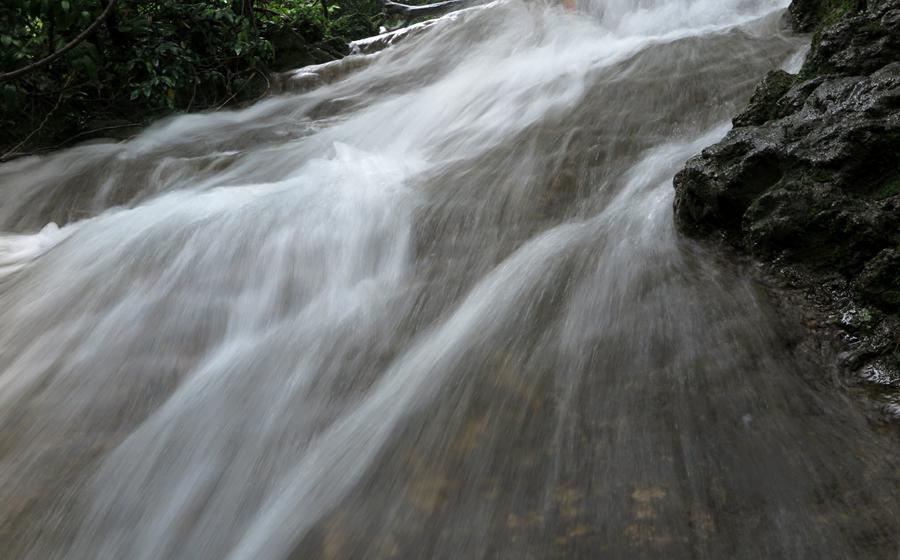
[673,0,900,421]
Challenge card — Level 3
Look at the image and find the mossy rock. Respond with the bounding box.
[733,70,797,127]
[789,0,866,33]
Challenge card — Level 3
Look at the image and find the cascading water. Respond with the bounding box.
[0,0,897,558]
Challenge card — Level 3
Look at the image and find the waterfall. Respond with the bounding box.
[0,1,895,559]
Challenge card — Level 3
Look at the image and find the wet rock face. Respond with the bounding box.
[802,0,900,77]
[673,0,900,420]
[674,0,900,311]
[675,62,900,282]
[788,0,868,33]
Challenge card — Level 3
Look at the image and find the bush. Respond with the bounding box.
[0,0,388,156]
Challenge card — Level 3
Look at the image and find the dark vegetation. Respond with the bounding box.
[0,0,424,159]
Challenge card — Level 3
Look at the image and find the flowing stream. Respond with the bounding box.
[0,1,897,558]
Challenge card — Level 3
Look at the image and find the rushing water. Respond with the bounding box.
[0,1,897,558]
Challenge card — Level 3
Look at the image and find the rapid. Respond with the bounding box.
[0,0,897,558]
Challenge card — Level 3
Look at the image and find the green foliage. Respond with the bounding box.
[107,2,276,109]
[0,0,389,154]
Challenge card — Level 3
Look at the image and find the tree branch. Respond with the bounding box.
[253,6,290,21]
[0,0,118,83]
[0,76,72,161]
[378,0,472,20]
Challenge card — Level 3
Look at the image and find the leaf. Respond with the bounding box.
[76,55,98,82]
[1,84,21,111]
[61,0,69,12]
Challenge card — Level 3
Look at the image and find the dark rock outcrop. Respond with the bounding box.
[801,0,900,77]
[674,0,900,422]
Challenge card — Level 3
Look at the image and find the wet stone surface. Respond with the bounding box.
[674,0,900,426]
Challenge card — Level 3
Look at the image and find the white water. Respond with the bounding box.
[0,1,897,559]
